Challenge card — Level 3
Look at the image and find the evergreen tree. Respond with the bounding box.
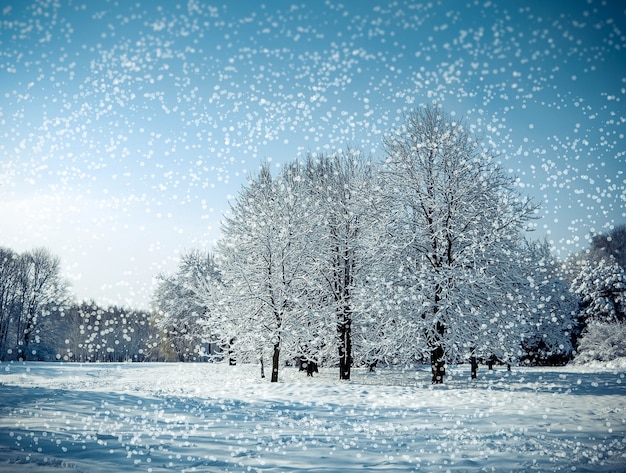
[572,256,626,324]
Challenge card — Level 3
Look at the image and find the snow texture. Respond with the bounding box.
[1,362,625,472]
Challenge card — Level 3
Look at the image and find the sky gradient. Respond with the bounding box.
[1,0,625,308]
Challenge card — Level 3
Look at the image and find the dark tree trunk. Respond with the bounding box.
[338,314,352,380]
[271,342,280,383]
[430,319,446,384]
[260,356,265,378]
[431,345,445,384]
[470,356,478,379]
[228,338,236,366]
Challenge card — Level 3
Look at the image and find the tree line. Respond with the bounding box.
[0,247,174,362]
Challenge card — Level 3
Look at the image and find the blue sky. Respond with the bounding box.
[0,0,624,308]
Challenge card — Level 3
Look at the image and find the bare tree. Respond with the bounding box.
[20,249,69,353]
[0,247,70,360]
[0,247,21,358]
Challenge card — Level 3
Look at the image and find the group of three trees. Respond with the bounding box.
[154,106,565,383]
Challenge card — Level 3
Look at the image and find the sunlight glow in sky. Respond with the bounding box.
[1,0,624,308]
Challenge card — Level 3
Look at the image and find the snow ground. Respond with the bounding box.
[0,362,625,473]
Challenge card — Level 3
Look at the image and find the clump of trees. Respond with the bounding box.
[518,240,577,366]
[153,105,583,383]
[0,247,168,362]
[566,225,626,363]
[0,247,70,361]
[56,301,163,362]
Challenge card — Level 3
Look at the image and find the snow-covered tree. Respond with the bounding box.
[588,225,626,270]
[217,162,317,382]
[153,250,222,361]
[571,256,626,324]
[381,105,537,383]
[519,239,576,365]
[563,226,626,289]
[302,150,382,380]
[566,227,626,365]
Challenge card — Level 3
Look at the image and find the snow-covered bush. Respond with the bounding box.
[574,321,626,363]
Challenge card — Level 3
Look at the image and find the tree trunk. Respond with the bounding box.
[431,345,445,384]
[228,338,236,366]
[470,355,478,379]
[430,319,446,384]
[260,356,265,379]
[338,314,352,380]
[271,342,280,383]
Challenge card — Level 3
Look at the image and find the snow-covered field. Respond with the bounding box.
[0,362,625,472]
